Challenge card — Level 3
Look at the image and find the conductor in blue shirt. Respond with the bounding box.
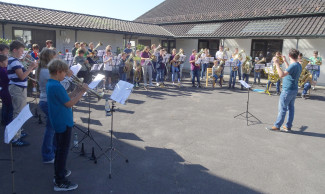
[268,49,302,132]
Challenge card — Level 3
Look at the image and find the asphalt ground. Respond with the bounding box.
[1,75,325,194]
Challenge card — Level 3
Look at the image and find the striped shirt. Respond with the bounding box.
[7,57,27,88]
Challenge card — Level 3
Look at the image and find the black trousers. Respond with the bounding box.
[54,126,72,183]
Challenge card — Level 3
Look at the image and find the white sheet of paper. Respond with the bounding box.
[97,50,105,57]
[70,64,82,76]
[208,57,214,62]
[88,74,105,89]
[180,55,186,62]
[239,80,251,89]
[110,80,134,105]
[64,52,73,60]
[4,104,33,144]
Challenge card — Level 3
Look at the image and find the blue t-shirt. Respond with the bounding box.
[46,79,73,133]
[282,62,302,91]
[123,48,132,54]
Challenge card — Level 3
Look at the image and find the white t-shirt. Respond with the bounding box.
[215,51,228,60]
[103,54,113,71]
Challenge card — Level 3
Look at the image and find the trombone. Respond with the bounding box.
[69,74,104,100]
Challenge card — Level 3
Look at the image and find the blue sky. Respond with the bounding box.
[1,0,164,21]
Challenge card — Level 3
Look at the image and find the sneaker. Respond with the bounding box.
[149,84,154,87]
[266,126,280,132]
[312,87,315,90]
[281,126,292,132]
[54,180,78,192]
[276,92,280,96]
[44,158,55,164]
[156,83,160,86]
[301,94,306,99]
[172,82,175,85]
[12,139,30,147]
[192,85,196,87]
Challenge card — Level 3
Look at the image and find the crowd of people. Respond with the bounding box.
[0,39,322,192]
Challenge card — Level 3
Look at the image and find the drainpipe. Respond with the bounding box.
[296,38,299,50]
[75,30,78,42]
[2,23,5,39]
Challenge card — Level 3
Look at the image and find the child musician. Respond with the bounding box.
[266,52,282,95]
[141,46,153,87]
[309,51,322,90]
[31,44,40,60]
[46,59,87,191]
[133,50,142,87]
[8,40,38,146]
[298,53,312,99]
[212,60,224,87]
[190,49,201,87]
[36,48,59,163]
[241,56,253,90]
[103,48,114,90]
[73,49,90,83]
[0,55,13,126]
[156,49,166,86]
[118,53,127,81]
[0,43,10,56]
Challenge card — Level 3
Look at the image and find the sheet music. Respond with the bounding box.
[88,74,105,89]
[64,52,73,61]
[91,63,104,72]
[70,64,82,76]
[179,55,186,62]
[306,64,319,70]
[4,104,33,144]
[207,57,214,63]
[162,56,169,63]
[239,80,251,89]
[195,58,202,64]
[254,64,265,70]
[225,61,236,67]
[97,50,105,57]
[110,80,134,105]
[266,63,273,67]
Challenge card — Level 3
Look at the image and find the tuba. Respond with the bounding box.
[172,49,184,67]
[150,45,161,61]
[195,49,204,67]
[219,48,229,66]
[242,56,252,74]
[232,50,245,71]
[298,57,313,87]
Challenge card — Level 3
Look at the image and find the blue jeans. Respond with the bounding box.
[1,102,13,126]
[39,101,56,162]
[172,65,180,82]
[191,69,200,85]
[241,73,249,89]
[312,70,320,81]
[274,90,298,128]
[119,72,127,81]
[266,80,281,93]
[254,71,261,83]
[229,70,237,88]
[156,68,165,83]
[237,65,242,80]
[54,126,72,183]
[152,61,157,80]
[201,63,208,78]
[302,82,311,95]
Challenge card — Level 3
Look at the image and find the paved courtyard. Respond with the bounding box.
[1,77,325,194]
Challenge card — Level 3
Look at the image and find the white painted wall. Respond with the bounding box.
[282,39,325,86]
[176,39,198,71]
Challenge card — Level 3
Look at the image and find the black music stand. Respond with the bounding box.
[98,80,133,178]
[2,104,34,194]
[234,81,261,126]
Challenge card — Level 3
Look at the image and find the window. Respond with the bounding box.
[242,21,287,33]
[138,39,151,47]
[13,27,56,50]
[251,39,283,63]
[161,40,176,53]
[13,29,32,46]
[187,24,222,34]
[198,39,220,56]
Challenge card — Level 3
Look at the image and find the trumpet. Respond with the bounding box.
[69,74,104,100]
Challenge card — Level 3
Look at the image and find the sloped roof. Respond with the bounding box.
[0,2,174,37]
[135,0,325,24]
[162,16,325,38]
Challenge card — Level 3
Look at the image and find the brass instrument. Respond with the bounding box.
[232,50,245,71]
[89,42,103,57]
[218,48,229,66]
[242,56,252,74]
[172,49,184,67]
[277,56,284,64]
[150,45,161,61]
[124,53,134,73]
[298,57,313,87]
[134,64,142,83]
[69,74,104,99]
[315,58,322,66]
[214,64,224,77]
[254,58,265,73]
[195,49,204,67]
